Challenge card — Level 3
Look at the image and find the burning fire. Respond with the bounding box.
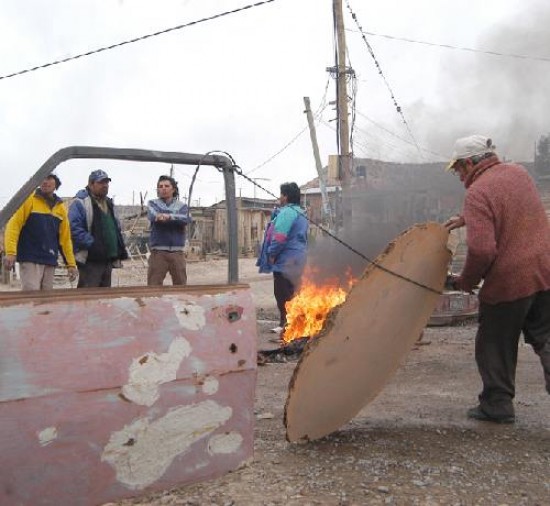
[282,268,356,343]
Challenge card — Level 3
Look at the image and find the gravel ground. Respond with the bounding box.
[114,322,550,506]
[105,259,550,506]
[3,258,548,505]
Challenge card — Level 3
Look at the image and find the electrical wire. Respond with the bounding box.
[232,163,443,295]
[345,0,424,161]
[321,119,425,163]
[355,111,447,160]
[345,28,550,63]
[0,0,278,82]
[245,78,331,176]
[245,126,309,176]
[187,150,236,207]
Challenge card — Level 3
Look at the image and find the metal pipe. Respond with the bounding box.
[0,146,239,283]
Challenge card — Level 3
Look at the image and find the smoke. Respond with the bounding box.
[306,0,550,283]
[419,2,550,162]
[305,161,464,284]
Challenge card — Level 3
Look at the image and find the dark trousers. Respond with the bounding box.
[77,261,113,288]
[273,272,296,328]
[476,290,550,418]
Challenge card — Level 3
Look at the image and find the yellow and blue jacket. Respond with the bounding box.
[4,190,76,267]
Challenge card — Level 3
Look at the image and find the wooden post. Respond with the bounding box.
[333,0,352,228]
[303,97,333,228]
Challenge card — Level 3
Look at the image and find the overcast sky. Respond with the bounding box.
[1,0,548,207]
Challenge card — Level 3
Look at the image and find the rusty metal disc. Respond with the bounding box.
[284,223,451,442]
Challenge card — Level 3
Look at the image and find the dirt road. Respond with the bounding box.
[110,259,550,506]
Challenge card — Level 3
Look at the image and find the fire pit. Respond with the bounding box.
[257,337,309,364]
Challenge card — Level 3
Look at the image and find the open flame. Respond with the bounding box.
[282,268,356,343]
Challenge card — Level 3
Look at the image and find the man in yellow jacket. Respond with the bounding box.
[3,174,77,290]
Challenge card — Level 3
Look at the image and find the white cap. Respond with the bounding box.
[446,135,495,171]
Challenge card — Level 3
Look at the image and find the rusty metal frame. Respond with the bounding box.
[0,146,239,283]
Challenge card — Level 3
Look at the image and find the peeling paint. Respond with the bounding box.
[122,338,191,406]
[37,427,58,446]
[110,298,142,319]
[170,300,206,330]
[189,356,207,375]
[202,376,219,395]
[101,400,233,490]
[207,432,243,455]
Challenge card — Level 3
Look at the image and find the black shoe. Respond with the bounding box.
[467,406,515,424]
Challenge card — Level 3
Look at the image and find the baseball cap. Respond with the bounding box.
[446,135,495,171]
[89,169,111,182]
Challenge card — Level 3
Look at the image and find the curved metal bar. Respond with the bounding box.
[0,146,238,283]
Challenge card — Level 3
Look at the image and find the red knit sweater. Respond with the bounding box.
[460,159,550,304]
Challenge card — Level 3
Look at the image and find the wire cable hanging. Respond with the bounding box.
[354,111,447,160]
[245,78,331,176]
[346,28,550,63]
[345,0,424,160]
[232,162,443,295]
[0,0,277,82]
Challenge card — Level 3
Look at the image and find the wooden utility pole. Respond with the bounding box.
[333,0,352,228]
[303,96,333,228]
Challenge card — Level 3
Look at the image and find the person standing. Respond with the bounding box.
[257,182,308,333]
[69,169,128,288]
[3,174,77,290]
[147,175,191,286]
[445,134,550,423]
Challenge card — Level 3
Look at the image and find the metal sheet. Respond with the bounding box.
[0,284,256,505]
[429,291,479,326]
[285,223,451,442]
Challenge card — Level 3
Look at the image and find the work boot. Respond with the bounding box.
[467,406,515,424]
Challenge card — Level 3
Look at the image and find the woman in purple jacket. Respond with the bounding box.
[257,182,308,333]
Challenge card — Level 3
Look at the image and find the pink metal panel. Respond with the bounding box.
[0,284,256,506]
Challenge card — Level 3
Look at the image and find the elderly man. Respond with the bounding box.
[69,169,128,287]
[445,134,550,424]
[3,174,77,290]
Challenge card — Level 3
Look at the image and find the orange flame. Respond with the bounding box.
[282,268,356,343]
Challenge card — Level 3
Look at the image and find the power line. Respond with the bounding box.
[321,117,443,163]
[0,0,277,82]
[345,0,423,159]
[346,28,550,63]
[245,126,309,176]
[233,164,442,295]
[355,111,446,160]
[245,78,331,176]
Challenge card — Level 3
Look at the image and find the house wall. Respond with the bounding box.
[213,205,272,255]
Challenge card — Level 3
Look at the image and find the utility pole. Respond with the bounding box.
[169,164,174,178]
[303,96,333,229]
[333,0,352,228]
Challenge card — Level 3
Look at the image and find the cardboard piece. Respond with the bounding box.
[285,223,451,442]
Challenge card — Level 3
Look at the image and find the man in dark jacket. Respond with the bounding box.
[69,170,128,287]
